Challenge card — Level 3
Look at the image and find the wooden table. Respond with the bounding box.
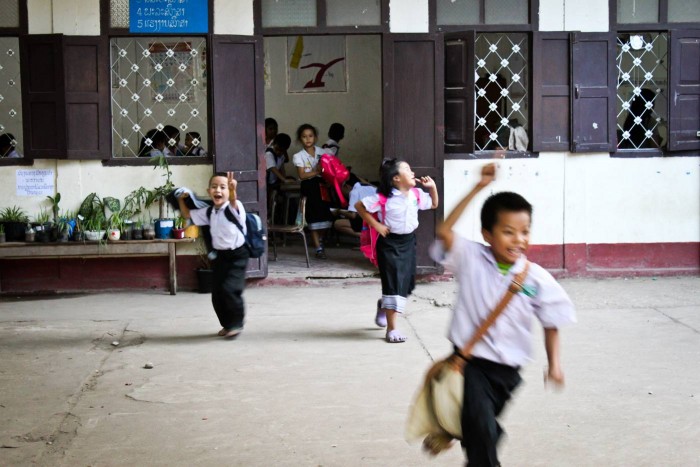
[0,238,194,295]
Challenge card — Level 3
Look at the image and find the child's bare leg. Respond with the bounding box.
[310,230,321,248]
[311,230,326,258]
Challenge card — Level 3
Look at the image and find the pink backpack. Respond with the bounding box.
[319,154,350,208]
[359,188,421,267]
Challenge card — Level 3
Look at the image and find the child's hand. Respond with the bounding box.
[418,176,436,189]
[478,163,496,187]
[227,171,238,192]
[544,365,565,389]
[376,224,390,237]
[177,192,190,199]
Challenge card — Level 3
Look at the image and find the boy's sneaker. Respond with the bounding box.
[315,247,327,259]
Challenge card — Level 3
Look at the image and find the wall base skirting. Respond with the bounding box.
[1,242,697,294]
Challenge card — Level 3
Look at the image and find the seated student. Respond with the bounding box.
[265,117,278,147]
[148,131,168,158]
[265,133,295,218]
[0,133,21,158]
[333,173,376,238]
[184,131,208,157]
[322,122,345,157]
[163,125,185,157]
[138,129,159,157]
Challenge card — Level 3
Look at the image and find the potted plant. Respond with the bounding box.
[72,214,86,242]
[146,154,175,239]
[33,208,53,243]
[0,206,30,241]
[172,216,186,239]
[55,216,71,242]
[84,212,107,242]
[0,224,5,243]
[143,218,156,240]
[107,211,123,241]
[132,219,144,240]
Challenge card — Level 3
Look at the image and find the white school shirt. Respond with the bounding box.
[431,236,576,367]
[360,187,432,234]
[190,201,247,251]
[5,149,21,158]
[347,183,377,213]
[265,148,285,184]
[322,139,340,156]
[292,147,323,173]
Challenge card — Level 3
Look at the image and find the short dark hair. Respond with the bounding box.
[209,172,228,184]
[0,133,15,149]
[296,123,318,141]
[163,125,179,137]
[265,118,278,129]
[273,133,291,150]
[328,123,345,141]
[186,131,201,140]
[481,192,532,232]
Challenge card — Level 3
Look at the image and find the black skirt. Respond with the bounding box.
[300,176,333,230]
[376,232,417,299]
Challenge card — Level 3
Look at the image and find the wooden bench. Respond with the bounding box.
[0,238,194,295]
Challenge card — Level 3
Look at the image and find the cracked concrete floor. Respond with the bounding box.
[0,277,699,466]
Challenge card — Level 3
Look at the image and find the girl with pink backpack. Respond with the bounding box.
[355,159,439,343]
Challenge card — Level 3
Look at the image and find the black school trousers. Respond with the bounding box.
[461,356,522,467]
[211,246,249,330]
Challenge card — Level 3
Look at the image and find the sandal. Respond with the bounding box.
[375,299,387,328]
[223,327,243,339]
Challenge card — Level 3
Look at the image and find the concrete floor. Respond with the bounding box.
[0,276,699,466]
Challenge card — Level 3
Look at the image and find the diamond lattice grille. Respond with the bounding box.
[474,33,528,152]
[111,37,208,158]
[0,37,22,158]
[616,33,668,150]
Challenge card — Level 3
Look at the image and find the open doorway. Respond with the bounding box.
[262,34,383,275]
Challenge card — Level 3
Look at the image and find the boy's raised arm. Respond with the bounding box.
[228,171,239,212]
[177,194,191,220]
[436,163,496,251]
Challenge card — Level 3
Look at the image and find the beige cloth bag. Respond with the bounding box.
[405,262,530,455]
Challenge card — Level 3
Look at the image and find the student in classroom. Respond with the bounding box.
[322,122,345,157]
[184,131,208,157]
[292,123,334,259]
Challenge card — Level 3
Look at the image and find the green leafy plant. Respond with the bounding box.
[0,206,30,223]
[146,154,174,219]
[46,193,61,222]
[174,216,186,229]
[0,224,5,234]
[35,208,51,225]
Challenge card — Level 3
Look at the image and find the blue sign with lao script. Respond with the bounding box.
[130,0,208,34]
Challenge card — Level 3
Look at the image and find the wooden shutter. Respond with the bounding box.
[532,32,570,152]
[383,34,443,273]
[63,36,110,159]
[211,35,267,278]
[20,34,66,158]
[571,32,616,153]
[668,30,700,152]
[444,32,474,154]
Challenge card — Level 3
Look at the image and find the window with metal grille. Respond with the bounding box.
[616,33,668,150]
[0,37,22,158]
[256,0,387,32]
[474,33,529,152]
[110,37,208,158]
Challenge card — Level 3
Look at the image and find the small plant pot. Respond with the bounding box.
[143,227,156,240]
[132,228,144,240]
[85,230,106,242]
[171,228,185,239]
[3,222,26,242]
[184,224,199,238]
[107,229,121,241]
[72,230,86,242]
[154,219,174,239]
[196,268,214,294]
[0,233,5,243]
[35,227,51,243]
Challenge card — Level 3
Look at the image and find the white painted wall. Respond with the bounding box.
[214,0,254,35]
[264,35,383,181]
[389,0,429,32]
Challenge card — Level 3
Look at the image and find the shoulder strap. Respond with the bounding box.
[206,206,213,218]
[458,261,531,358]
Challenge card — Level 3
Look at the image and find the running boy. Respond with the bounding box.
[432,162,575,465]
[177,172,249,339]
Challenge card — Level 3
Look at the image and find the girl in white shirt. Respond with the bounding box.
[292,124,334,258]
[355,158,439,343]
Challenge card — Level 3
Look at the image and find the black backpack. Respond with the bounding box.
[206,205,266,258]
